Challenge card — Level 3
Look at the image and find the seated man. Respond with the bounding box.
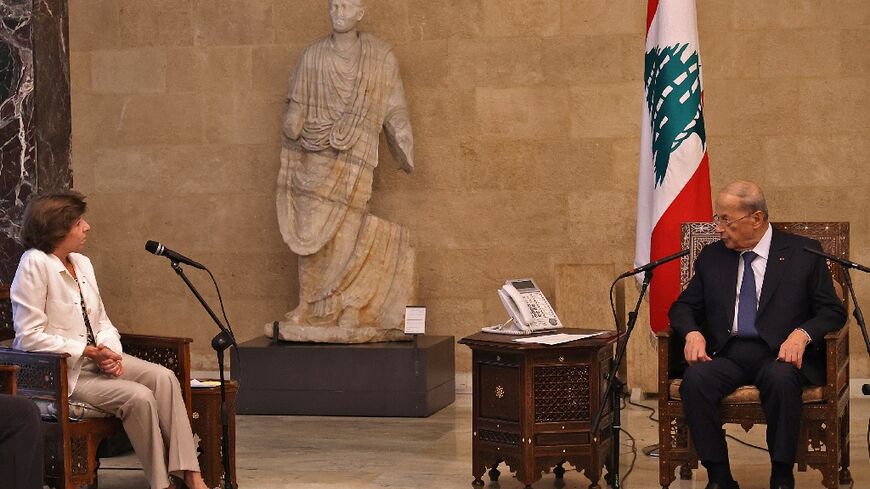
[0,394,43,489]
[669,180,846,489]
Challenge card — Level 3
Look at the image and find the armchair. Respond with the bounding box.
[657,222,851,489]
[0,285,193,489]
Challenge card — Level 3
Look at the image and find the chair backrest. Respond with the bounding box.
[680,222,850,308]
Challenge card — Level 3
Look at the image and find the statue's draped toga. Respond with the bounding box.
[267,31,417,344]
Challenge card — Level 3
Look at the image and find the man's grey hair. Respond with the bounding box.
[720,180,769,220]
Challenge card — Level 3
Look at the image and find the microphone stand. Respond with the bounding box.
[809,247,870,460]
[590,269,653,489]
[837,264,870,461]
[841,266,870,376]
[170,261,237,489]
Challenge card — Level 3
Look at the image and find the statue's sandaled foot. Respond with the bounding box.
[283,303,311,324]
[338,307,361,328]
[265,303,313,338]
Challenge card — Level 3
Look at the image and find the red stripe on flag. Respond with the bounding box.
[648,152,712,332]
[646,0,660,34]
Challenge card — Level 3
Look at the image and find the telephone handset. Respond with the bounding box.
[482,278,563,335]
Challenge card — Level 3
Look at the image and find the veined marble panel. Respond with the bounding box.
[0,0,71,285]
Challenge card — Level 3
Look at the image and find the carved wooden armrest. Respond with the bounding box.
[120,333,192,380]
[120,333,193,413]
[657,328,673,398]
[823,325,848,344]
[823,326,849,397]
[0,348,70,419]
[121,333,193,347]
[0,364,19,394]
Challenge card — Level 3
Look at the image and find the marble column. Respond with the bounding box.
[0,0,71,285]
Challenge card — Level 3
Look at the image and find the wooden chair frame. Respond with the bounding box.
[0,364,18,394]
[0,286,192,489]
[657,222,851,489]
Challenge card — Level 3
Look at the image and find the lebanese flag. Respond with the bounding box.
[634,0,712,332]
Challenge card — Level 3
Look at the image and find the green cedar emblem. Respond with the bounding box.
[644,43,706,186]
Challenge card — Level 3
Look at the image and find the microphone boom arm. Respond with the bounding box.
[169,262,236,349]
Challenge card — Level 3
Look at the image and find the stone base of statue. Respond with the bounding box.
[265,320,411,344]
[231,335,455,417]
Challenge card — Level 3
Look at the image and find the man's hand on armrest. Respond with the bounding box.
[684,331,711,365]
[777,329,810,369]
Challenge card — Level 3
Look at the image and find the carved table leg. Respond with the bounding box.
[601,450,614,488]
[553,462,565,479]
[679,464,693,480]
[583,462,602,489]
[553,462,566,489]
[602,470,614,488]
[839,412,851,485]
[839,467,852,485]
[471,451,486,488]
[488,461,501,482]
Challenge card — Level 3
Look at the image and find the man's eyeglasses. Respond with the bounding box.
[712,213,754,227]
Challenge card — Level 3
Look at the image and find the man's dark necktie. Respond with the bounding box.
[737,251,759,337]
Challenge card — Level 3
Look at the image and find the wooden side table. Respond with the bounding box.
[191,380,239,489]
[459,329,619,489]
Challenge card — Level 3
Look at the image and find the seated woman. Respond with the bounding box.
[10,191,208,489]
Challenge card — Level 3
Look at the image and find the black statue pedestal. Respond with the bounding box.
[231,335,455,417]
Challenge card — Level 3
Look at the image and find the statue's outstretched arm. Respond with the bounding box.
[383,52,414,173]
[283,61,305,142]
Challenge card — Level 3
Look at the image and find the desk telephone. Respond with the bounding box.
[482,278,563,335]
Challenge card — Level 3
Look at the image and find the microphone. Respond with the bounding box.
[145,241,206,270]
[618,249,690,279]
[803,246,870,274]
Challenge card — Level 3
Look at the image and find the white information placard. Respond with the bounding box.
[404,306,426,334]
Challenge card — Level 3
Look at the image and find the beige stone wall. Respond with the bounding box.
[69,0,869,388]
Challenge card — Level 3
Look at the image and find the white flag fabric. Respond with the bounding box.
[635,0,712,332]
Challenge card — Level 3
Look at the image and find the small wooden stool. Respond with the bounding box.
[191,379,239,489]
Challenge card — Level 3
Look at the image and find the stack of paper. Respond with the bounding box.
[513,331,607,345]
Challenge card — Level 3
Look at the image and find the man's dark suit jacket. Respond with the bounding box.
[669,227,846,386]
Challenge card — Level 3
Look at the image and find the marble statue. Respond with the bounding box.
[266,0,417,343]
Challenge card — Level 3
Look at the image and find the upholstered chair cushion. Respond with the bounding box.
[669,378,825,404]
[35,399,114,421]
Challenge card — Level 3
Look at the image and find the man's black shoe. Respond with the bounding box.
[705,480,740,489]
